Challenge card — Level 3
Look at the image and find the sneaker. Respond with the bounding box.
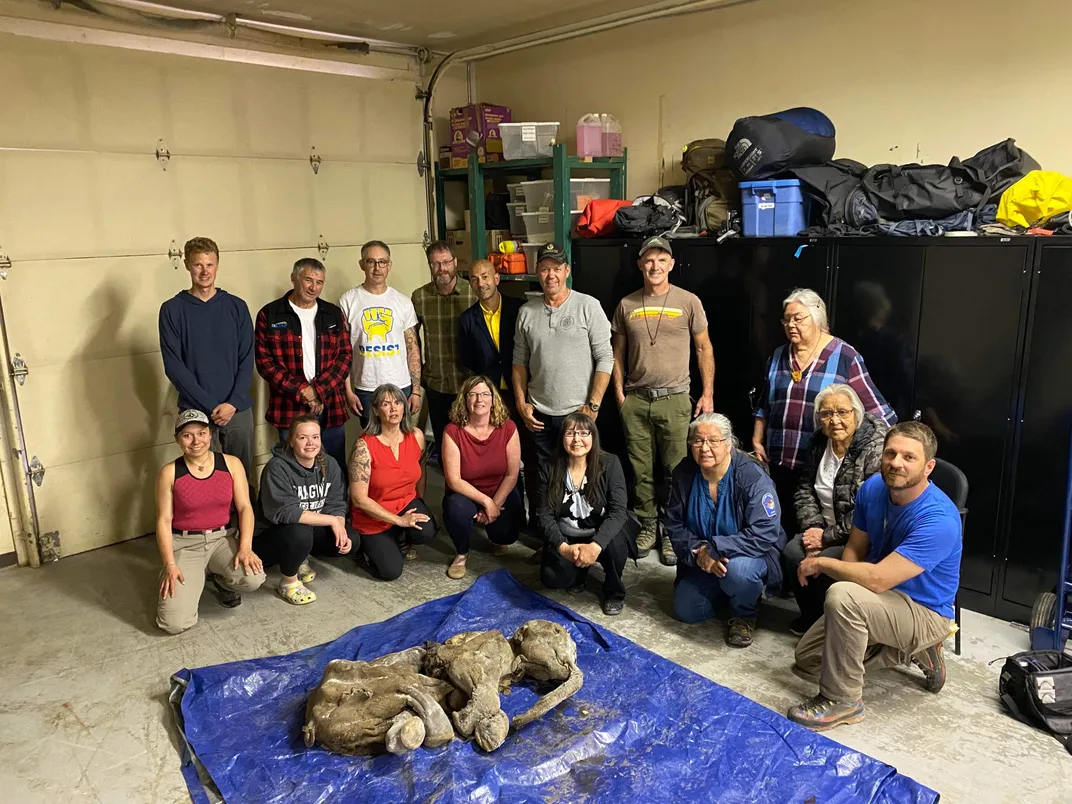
[911,641,947,693]
[636,518,657,558]
[658,533,677,567]
[601,598,624,616]
[726,617,756,648]
[210,575,242,608]
[787,694,865,731]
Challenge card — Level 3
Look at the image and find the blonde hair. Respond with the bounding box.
[449,376,509,427]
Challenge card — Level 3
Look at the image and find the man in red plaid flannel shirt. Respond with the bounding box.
[255,258,353,476]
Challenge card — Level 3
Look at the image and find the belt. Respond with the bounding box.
[630,385,690,401]
[172,527,229,537]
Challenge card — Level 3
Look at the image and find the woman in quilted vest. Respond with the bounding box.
[784,383,888,636]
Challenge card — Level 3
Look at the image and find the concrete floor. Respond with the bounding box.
[1,471,1070,804]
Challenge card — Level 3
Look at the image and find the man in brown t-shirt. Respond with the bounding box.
[611,236,715,565]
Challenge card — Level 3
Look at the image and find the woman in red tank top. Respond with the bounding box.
[441,376,523,580]
[154,409,265,635]
[348,384,437,581]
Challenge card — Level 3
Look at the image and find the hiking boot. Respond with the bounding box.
[911,641,947,693]
[601,598,624,616]
[636,518,657,558]
[658,533,677,566]
[787,694,865,731]
[726,617,756,648]
[210,575,242,608]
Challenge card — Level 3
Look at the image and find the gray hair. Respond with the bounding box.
[688,412,738,447]
[363,384,414,436]
[783,287,829,332]
[291,257,326,282]
[813,383,865,429]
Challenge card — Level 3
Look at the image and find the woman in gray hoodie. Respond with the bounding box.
[254,414,352,604]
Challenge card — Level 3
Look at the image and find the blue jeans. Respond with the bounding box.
[278,413,347,482]
[674,556,768,621]
[355,385,412,429]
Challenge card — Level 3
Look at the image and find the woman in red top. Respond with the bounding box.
[442,376,522,580]
[155,409,265,634]
[348,384,436,580]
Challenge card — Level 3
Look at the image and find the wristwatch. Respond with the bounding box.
[587,402,600,412]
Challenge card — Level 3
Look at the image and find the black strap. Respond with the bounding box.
[1003,693,1072,756]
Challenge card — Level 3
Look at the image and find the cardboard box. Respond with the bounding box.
[450,103,511,169]
[447,230,471,272]
[486,229,511,253]
[464,210,471,231]
[438,146,451,169]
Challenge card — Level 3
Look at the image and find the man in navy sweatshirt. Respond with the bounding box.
[159,237,255,476]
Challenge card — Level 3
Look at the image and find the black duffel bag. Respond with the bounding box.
[860,159,990,222]
[999,650,1072,755]
[962,138,1040,202]
[614,197,680,238]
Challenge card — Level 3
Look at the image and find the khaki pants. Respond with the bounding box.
[156,528,266,635]
[619,391,691,520]
[794,581,953,702]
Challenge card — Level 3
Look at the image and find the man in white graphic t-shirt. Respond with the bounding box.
[338,240,422,427]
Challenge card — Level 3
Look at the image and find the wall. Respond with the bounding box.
[477,0,1071,196]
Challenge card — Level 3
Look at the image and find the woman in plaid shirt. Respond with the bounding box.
[752,289,895,533]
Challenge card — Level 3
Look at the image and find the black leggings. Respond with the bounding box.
[358,497,437,582]
[541,529,629,603]
[253,522,345,577]
[442,488,523,555]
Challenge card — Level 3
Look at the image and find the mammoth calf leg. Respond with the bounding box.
[385,712,425,755]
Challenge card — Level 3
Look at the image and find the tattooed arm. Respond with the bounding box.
[348,438,405,527]
[404,326,422,414]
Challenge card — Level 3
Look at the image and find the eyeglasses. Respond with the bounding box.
[466,391,492,400]
[564,430,592,439]
[689,437,727,448]
[429,259,455,269]
[781,313,811,326]
[818,408,855,422]
[363,258,390,269]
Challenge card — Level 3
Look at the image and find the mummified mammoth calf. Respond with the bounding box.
[303,646,456,756]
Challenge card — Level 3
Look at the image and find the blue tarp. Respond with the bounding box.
[173,569,939,804]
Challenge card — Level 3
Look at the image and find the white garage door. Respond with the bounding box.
[0,33,430,558]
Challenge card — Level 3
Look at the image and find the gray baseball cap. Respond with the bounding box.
[175,409,210,433]
[639,235,673,258]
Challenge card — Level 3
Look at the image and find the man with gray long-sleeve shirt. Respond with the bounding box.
[512,242,613,463]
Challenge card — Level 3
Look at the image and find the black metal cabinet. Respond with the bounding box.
[1002,244,1072,619]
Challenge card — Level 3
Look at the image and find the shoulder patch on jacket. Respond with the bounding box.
[761,493,777,518]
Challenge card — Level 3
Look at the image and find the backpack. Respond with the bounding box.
[614,197,681,238]
[681,139,739,232]
[998,650,1072,755]
[576,199,633,238]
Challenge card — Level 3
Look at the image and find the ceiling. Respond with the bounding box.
[165,0,660,49]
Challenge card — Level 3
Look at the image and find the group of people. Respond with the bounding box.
[153,233,964,733]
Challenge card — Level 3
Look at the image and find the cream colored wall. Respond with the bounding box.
[477,0,1071,196]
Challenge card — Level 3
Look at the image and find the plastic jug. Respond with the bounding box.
[576,113,603,158]
[601,114,623,157]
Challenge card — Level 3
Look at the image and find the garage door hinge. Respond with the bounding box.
[29,456,45,486]
[309,147,322,175]
[39,530,60,563]
[168,240,183,269]
[416,150,428,178]
[156,138,170,171]
[317,235,329,259]
[0,248,10,280]
[11,353,27,386]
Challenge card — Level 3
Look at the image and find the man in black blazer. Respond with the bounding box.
[458,259,539,527]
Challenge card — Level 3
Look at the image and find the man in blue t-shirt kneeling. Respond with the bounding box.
[786,422,961,731]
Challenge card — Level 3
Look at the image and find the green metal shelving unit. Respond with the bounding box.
[435,142,627,273]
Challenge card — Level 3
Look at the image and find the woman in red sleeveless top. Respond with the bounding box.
[155,409,265,634]
[348,384,437,580]
[441,376,522,580]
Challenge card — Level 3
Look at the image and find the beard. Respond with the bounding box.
[881,465,927,490]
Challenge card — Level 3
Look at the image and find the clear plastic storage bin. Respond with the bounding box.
[520,179,612,213]
[520,210,583,238]
[500,122,560,160]
[507,183,525,203]
[507,202,527,236]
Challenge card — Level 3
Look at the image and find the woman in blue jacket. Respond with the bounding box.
[666,413,786,648]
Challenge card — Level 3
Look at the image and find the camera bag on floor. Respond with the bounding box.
[998,650,1072,755]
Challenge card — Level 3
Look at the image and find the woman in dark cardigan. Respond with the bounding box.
[785,383,888,635]
[539,412,638,616]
